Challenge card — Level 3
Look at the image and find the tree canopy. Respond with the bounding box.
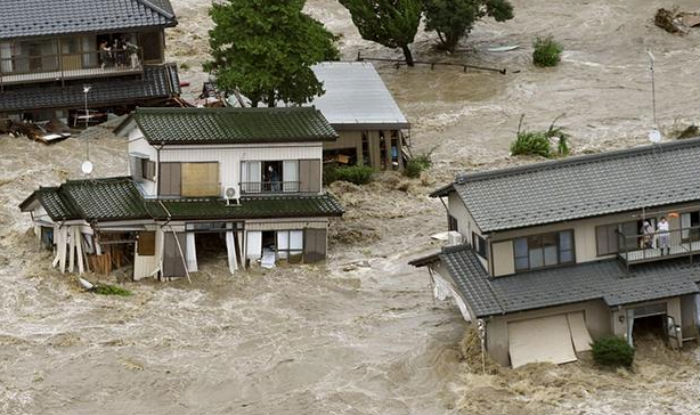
[205,0,339,107]
[340,0,422,66]
[423,0,514,52]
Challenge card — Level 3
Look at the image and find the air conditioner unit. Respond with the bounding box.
[447,231,463,246]
[224,185,240,206]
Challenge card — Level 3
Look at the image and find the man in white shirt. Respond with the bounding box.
[658,216,670,255]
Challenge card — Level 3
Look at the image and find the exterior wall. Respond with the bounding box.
[244,217,328,231]
[159,142,323,198]
[485,300,612,366]
[133,224,160,280]
[483,200,700,276]
[492,241,514,277]
[611,297,684,347]
[127,129,158,197]
[680,294,699,341]
[447,191,486,269]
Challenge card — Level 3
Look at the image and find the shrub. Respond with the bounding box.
[93,284,132,297]
[511,114,570,158]
[324,165,375,185]
[533,35,562,67]
[404,153,433,178]
[591,336,635,368]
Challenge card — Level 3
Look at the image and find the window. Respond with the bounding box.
[596,224,619,256]
[141,159,155,181]
[448,215,458,232]
[514,230,574,271]
[277,230,304,261]
[472,232,487,258]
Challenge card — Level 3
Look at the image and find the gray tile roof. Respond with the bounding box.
[306,62,409,129]
[431,138,700,233]
[120,107,338,145]
[0,0,176,40]
[20,177,344,222]
[417,245,700,318]
[0,64,180,113]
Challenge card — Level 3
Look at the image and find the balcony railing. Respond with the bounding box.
[617,225,700,267]
[0,48,143,90]
[240,181,302,194]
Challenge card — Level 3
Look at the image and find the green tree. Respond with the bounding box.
[205,0,339,107]
[340,0,422,66]
[423,0,513,52]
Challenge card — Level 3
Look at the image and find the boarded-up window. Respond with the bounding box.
[159,162,181,197]
[181,162,219,197]
[303,228,326,263]
[137,231,156,256]
[299,159,321,193]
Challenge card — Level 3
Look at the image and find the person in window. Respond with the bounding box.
[98,40,111,69]
[641,221,654,249]
[268,165,281,192]
[658,216,670,255]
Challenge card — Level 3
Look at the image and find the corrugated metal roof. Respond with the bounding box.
[0,0,176,40]
[307,62,409,129]
[423,245,700,318]
[0,64,180,113]
[126,106,338,145]
[433,138,700,233]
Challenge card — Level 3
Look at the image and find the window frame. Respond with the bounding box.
[513,229,575,272]
[472,232,487,259]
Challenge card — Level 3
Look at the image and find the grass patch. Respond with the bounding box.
[404,150,434,178]
[511,114,570,158]
[324,164,375,185]
[93,284,132,297]
[533,35,563,67]
[592,336,635,368]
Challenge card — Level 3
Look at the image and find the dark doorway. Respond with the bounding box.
[195,232,227,266]
[163,232,187,278]
[632,314,665,345]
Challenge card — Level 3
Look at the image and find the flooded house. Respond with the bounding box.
[0,0,181,123]
[411,138,700,367]
[308,62,410,170]
[19,107,344,279]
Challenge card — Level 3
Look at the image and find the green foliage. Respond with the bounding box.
[205,0,339,107]
[592,336,635,368]
[340,0,422,65]
[423,0,514,52]
[404,152,433,178]
[94,284,132,297]
[325,165,375,185]
[533,35,562,67]
[511,114,570,158]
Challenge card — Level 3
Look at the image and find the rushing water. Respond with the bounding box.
[2,0,700,413]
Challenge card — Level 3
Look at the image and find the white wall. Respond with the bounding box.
[127,128,158,197]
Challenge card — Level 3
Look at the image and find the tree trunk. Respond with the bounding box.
[401,45,414,67]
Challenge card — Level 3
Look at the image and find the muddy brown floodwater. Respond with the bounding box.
[2,0,700,413]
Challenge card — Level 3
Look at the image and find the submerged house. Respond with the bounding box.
[411,139,700,367]
[0,0,181,122]
[20,107,344,279]
[309,62,410,170]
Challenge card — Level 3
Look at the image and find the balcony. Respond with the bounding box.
[240,181,302,195]
[0,49,143,89]
[617,225,700,266]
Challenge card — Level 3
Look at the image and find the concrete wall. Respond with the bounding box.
[485,300,612,366]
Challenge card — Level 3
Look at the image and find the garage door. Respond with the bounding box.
[508,314,579,368]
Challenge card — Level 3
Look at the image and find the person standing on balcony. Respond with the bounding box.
[658,216,670,255]
[641,220,654,249]
[99,40,111,69]
[268,165,280,192]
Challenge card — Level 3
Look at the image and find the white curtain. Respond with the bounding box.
[186,232,198,272]
[0,42,12,73]
[277,231,289,259]
[246,231,262,260]
[82,36,97,67]
[290,230,303,256]
[242,161,261,193]
[681,213,691,239]
[226,230,238,274]
[283,160,299,192]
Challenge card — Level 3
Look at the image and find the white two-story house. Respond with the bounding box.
[20,107,344,280]
[411,138,700,367]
